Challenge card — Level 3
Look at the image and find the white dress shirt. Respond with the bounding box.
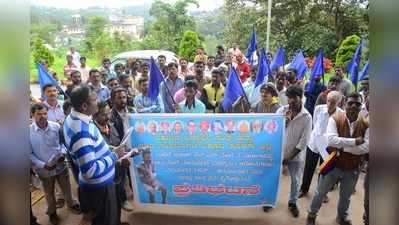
[308,105,344,154]
[326,116,369,155]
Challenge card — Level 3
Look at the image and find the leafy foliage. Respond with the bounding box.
[31,38,55,67]
[178,30,202,61]
[335,34,361,68]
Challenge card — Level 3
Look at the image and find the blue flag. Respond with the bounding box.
[306,49,324,92]
[254,48,271,88]
[148,57,165,101]
[289,50,308,80]
[347,39,363,85]
[222,67,246,111]
[270,47,285,71]
[245,26,257,66]
[37,63,62,99]
[358,60,369,82]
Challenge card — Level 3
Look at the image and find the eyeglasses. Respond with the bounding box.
[347,101,362,107]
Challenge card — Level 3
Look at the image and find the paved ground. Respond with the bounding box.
[32,169,366,225]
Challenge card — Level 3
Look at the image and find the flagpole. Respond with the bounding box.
[161,76,177,105]
[266,0,272,52]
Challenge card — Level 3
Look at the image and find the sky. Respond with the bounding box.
[31,0,224,11]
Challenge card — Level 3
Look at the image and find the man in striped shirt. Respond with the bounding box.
[63,85,126,225]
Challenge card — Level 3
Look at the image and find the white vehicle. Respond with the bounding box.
[111,50,179,68]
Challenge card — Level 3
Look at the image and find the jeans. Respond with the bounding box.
[287,161,304,204]
[301,147,323,194]
[39,168,77,215]
[308,167,360,219]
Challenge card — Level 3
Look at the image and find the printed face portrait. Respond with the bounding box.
[136,123,145,134]
[160,122,170,133]
[238,120,250,133]
[225,120,235,132]
[147,121,157,134]
[187,121,196,134]
[212,120,224,134]
[199,121,210,133]
[252,120,262,133]
[174,121,183,134]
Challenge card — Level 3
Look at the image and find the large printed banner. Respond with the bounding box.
[129,114,284,207]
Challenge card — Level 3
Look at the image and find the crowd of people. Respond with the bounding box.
[30,45,370,225]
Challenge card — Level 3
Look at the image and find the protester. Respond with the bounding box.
[88,69,110,102]
[236,53,250,82]
[107,77,119,91]
[244,65,263,108]
[315,75,342,106]
[125,57,140,77]
[134,77,164,113]
[276,72,288,106]
[215,45,225,62]
[42,84,65,123]
[307,92,369,225]
[157,55,168,77]
[118,74,135,107]
[359,76,369,100]
[178,58,191,77]
[93,101,135,225]
[173,75,202,104]
[204,69,225,113]
[253,83,280,113]
[63,85,127,225]
[192,60,210,106]
[63,54,78,79]
[114,63,125,78]
[276,85,312,218]
[30,103,80,225]
[299,91,344,201]
[161,62,184,113]
[101,58,113,80]
[194,47,208,63]
[335,67,353,97]
[174,80,206,113]
[65,70,82,97]
[67,47,81,67]
[78,56,91,83]
[304,76,327,116]
[204,55,215,79]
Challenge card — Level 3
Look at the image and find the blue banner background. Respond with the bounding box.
[129,114,284,207]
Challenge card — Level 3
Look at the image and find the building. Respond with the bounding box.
[105,16,144,40]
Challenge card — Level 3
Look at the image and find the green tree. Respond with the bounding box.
[178,30,202,62]
[147,0,199,53]
[82,16,113,60]
[335,34,361,68]
[31,38,55,67]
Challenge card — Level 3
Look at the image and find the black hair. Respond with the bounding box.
[102,58,111,63]
[184,80,198,89]
[211,69,223,76]
[167,62,178,69]
[194,60,205,66]
[70,70,81,76]
[347,92,362,100]
[276,72,287,80]
[93,101,109,119]
[42,83,56,93]
[118,74,130,82]
[286,84,303,98]
[114,63,124,70]
[179,58,188,63]
[138,77,148,85]
[89,69,100,76]
[141,62,149,67]
[208,56,215,60]
[70,85,92,110]
[214,59,223,67]
[328,75,342,84]
[80,56,86,61]
[260,83,278,97]
[107,77,118,83]
[158,55,166,59]
[31,103,48,114]
[110,86,127,100]
[62,99,73,113]
[184,75,196,81]
[216,45,224,50]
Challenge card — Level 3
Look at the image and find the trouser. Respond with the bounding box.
[79,184,118,225]
[287,161,304,204]
[363,167,369,225]
[39,168,77,215]
[308,167,360,219]
[115,165,128,224]
[300,147,324,193]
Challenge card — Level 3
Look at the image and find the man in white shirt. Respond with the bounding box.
[68,47,81,67]
[276,72,288,106]
[307,92,369,225]
[299,91,344,200]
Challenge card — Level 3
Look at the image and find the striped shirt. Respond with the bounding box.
[63,109,117,188]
